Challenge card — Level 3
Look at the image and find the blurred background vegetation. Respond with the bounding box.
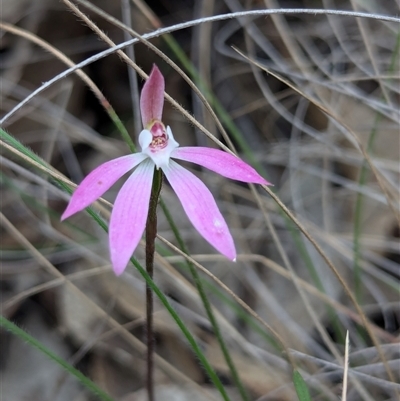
[1,1,399,400]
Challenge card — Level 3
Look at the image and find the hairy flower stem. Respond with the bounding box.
[145,168,163,401]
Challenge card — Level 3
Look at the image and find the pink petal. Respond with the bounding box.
[140,65,165,128]
[61,154,147,220]
[109,159,154,275]
[171,147,271,185]
[163,160,236,260]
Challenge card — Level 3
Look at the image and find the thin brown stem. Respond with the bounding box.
[145,169,163,401]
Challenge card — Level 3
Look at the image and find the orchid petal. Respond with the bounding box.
[163,160,236,260]
[171,147,270,184]
[61,154,147,220]
[109,159,154,275]
[138,129,153,150]
[140,65,165,128]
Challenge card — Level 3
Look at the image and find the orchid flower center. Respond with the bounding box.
[149,121,168,152]
[139,122,179,169]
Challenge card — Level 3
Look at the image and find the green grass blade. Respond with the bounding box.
[0,316,115,401]
[160,199,249,401]
[293,370,312,401]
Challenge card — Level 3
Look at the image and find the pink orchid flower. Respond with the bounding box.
[62,65,271,275]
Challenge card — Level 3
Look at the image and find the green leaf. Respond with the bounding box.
[293,370,312,401]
